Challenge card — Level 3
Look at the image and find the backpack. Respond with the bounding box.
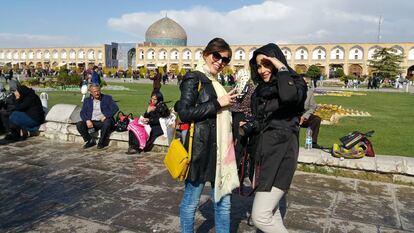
[332,130,375,159]
[114,111,133,132]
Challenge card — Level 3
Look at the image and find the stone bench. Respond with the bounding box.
[39,104,169,151]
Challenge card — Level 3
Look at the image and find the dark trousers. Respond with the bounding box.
[232,112,248,168]
[0,109,10,133]
[76,119,114,145]
[300,114,321,144]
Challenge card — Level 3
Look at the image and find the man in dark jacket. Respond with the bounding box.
[91,66,101,85]
[5,85,45,141]
[76,83,119,149]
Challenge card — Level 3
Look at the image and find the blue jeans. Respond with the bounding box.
[180,180,231,233]
[9,111,40,132]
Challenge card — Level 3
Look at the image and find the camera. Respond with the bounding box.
[239,116,257,136]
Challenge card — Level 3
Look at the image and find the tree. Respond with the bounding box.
[306,65,322,80]
[334,68,345,79]
[368,48,404,81]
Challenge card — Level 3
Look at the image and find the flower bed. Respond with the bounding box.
[315,104,371,125]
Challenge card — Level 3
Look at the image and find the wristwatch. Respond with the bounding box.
[278,66,288,72]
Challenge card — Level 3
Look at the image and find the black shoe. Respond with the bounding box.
[97,143,106,149]
[125,148,139,155]
[29,131,40,137]
[21,130,28,140]
[4,133,20,141]
[312,143,322,149]
[83,139,96,149]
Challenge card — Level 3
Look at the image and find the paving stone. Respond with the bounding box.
[111,206,180,233]
[327,218,378,233]
[284,203,329,233]
[67,191,140,223]
[394,186,414,231]
[1,137,413,232]
[27,214,120,233]
[95,175,139,194]
[292,172,356,192]
[288,184,336,209]
[333,191,399,228]
[356,180,390,196]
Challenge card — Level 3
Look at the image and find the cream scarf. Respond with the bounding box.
[196,61,239,202]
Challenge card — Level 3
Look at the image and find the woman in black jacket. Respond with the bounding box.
[241,43,307,232]
[126,91,165,154]
[175,38,239,233]
[6,85,45,141]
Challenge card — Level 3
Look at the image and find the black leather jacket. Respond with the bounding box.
[176,71,221,183]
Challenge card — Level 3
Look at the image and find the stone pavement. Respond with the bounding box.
[0,137,413,233]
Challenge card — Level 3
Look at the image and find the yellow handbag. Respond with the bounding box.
[163,122,195,181]
[163,81,200,181]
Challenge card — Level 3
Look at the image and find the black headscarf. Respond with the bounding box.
[249,43,296,84]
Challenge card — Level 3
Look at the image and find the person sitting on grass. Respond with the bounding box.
[76,83,119,149]
[5,85,44,141]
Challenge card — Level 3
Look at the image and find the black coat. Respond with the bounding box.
[249,43,307,192]
[14,86,45,124]
[176,71,221,183]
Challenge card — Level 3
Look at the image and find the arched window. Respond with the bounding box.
[349,46,363,60]
[147,49,155,60]
[87,50,95,60]
[235,48,246,61]
[28,51,34,59]
[52,50,59,59]
[78,50,85,59]
[97,51,103,60]
[13,51,19,60]
[183,49,192,60]
[69,50,76,60]
[281,48,292,60]
[330,46,345,60]
[312,47,326,60]
[170,49,179,60]
[159,49,167,60]
[295,47,308,60]
[61,50,67,59]
[36,50,42,59]
[195,49,203,60]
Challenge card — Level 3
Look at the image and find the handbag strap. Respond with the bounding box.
[184,81,201,178]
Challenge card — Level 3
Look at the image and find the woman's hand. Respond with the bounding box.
[260,55,286,70]
[217,88,239,107]
[147,105,156,113]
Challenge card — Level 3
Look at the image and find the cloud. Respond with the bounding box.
[0,33,76,48]
[107,0,414,45]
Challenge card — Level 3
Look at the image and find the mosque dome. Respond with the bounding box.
[145,16,187,46]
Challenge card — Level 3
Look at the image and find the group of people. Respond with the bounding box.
[75,82,174,153]
[0,36,324,232]
[173,38,310,233]
[74,38,317,232]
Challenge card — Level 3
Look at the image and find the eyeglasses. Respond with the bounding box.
[211,51,231,65]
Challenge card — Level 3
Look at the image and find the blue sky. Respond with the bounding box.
[1,0,413,48]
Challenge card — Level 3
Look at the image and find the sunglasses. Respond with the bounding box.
[211,51,231,65]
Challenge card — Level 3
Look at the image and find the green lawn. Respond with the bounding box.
[45,83,414,157]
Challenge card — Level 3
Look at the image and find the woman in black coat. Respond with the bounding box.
[126,91,165,154]
[175,38,239,233]
[6,85,45,141]
[241,43,307,232]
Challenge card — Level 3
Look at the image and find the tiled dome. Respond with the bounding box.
[145,17,187,46]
